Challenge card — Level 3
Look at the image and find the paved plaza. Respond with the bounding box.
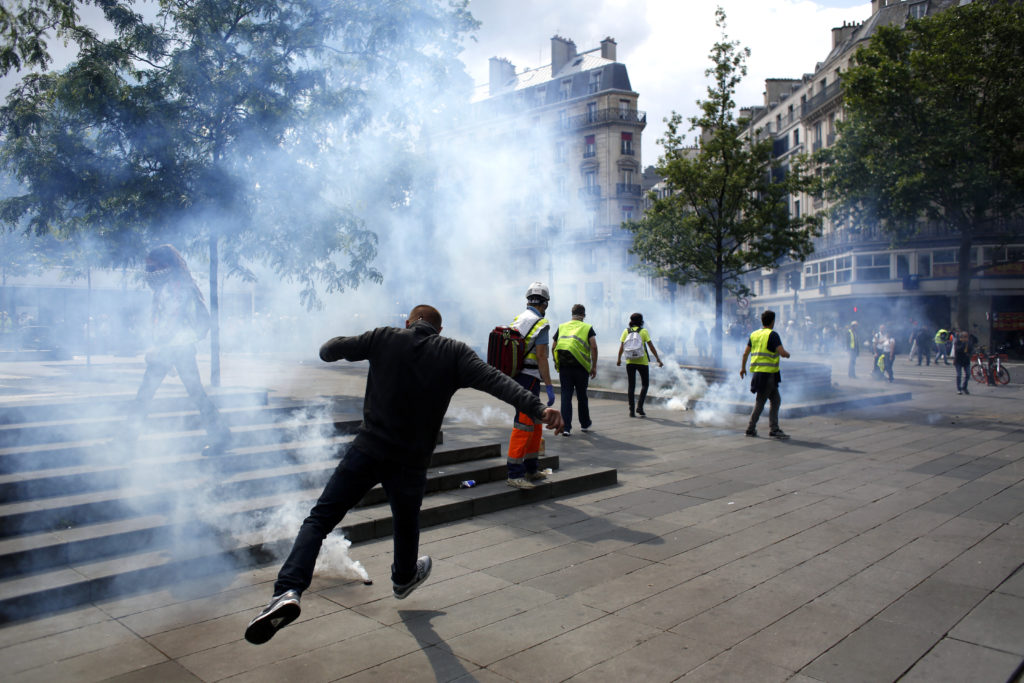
[1,350,1022,682]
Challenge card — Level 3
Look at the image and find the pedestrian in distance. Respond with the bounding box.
[616,312,663,417]
[913,325,932,366]
[244,304,563,645]
[506,282,558,489]
[740,309,791,439]
[934,327,951,364]
[953,330,973,395]
[878,325,895,382]
[128,244,231,456]
[846,321,859,378]
[693,321,709,360]
[553,304,597,437]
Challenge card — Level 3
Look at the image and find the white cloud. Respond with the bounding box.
[461,0,871,166]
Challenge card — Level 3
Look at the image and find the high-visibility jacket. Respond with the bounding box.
[848,328,857,350]
[512,309,549,374]
[553,319,593,372]
[749,328,780,374]
[934,329,949,344]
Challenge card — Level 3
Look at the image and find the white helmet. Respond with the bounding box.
[526,281,550,303]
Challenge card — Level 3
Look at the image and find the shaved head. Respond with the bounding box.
[408,305,442,329]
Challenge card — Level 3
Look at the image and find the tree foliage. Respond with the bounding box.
[822,0,1024,329]
[1,0,479,380]
[626,7,820,364]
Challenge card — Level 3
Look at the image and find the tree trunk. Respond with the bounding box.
[955,230,972,332]
[713,272,724,368]
[86,266,92,368]
[209,235,221,387]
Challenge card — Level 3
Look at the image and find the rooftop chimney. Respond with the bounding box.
[871,0,888,14]
[600,36,617,61]
[551,35,577,77]
[488,57,516,95]
[831,21,859,49]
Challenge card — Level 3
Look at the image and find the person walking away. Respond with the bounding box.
[740,310,791,439]
[552,304,597,436]
[506,282,557,489]
[871,325,887,378]
[129,245,231,455]
[880,325,896,382]
[846,321,859,378]
[244,305,563,645]
[953,330,973,394]
[934,328,951,364]
[617,312,663,417]
[914,325,932,366]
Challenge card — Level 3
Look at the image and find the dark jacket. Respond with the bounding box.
[320,321,547,467]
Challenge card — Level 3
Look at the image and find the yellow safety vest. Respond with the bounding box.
[553,319,593,373]
[848,328,856,349]
[749,328,780,374]
[512,310,549,368]
[934,329,949,344]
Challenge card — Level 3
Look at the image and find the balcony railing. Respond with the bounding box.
[578,185,602,199]
[616,183,642,197]
[565,108,647,131]
[801,79,843,118]
[583,150,596,158]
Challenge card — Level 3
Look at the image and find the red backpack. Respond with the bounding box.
[486,320,540,376]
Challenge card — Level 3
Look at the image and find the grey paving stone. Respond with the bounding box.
[728,602,868,672]
[563,631,723,681]
[961,485,1024,524]
[614,573,748,630]
[4,619,142,676]
[103,660,202,682]
[999,566,1024,598]
[8,637,167,683]
[801,617,940,682]
[481,540,609,584]
[949,591,1024,656]
[0,605,109,649]
[522,550,650,597]
[437,597,604,667]
[448,532,563,572]
[618,526,721,562]
[899,637,1022,683]
[670,581,812,648]
[932,523,1024,590]
[678,648,798,682]
[874,577,988,636]
[487,613,662,682]
[336,642,481,682]
[573,561,703,613]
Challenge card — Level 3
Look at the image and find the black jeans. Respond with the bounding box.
[133,344,224,435]
[558,363,591,431]
[626,363,649,413]
[747,372,781,433]
[275,445,427,594]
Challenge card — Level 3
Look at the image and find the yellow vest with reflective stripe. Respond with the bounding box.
[749,328,780,374]
[553,319,593,372]
[512,310,548,367]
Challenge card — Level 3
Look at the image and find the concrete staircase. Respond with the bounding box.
[0,391,617,623]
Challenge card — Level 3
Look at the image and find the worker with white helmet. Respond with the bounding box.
[506,282,556,489]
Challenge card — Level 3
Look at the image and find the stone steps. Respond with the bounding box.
[0,391,617,623]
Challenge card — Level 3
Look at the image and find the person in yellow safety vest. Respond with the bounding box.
[740,309,792,439]
[934,328,951,365]
[506,281,556,490]
[846,321,859,378]
[552,304,598,437]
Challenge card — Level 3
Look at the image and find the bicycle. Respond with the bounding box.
[971,347,1011,385]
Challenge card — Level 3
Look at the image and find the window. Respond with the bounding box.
[560,79,572,101]
[917,252,932,278]
[820,78,827,93]
[804,263,819,288]
[896,254,911,278]
[558,109,568,129]
[622,205,634,222]
[587,101,597,123]
[908,2,928,20]
[555,142,565,163]
[588,71,601,93]
[621,168,634,185]
[776,114,782,129]
[621,132,634,155]
[584,134,596,158]
[835,256,852,283]
[856,253,890,281]
[535,88,546,107]
[584,170,597,187]
[793,128,800,146]
[619,99,630,119]
[793,199,800,218]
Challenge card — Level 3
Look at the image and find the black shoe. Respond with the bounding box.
[637,409,646,417]
[769,430,790,440]
[629,410,636,418]
[393,556,432,599]
[745,429,757,437]
[962,388,969,395]
[245,589,301,644]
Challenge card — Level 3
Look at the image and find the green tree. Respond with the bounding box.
[626,7,820,365]
[822,0,1024,330]
[1,0,478,383]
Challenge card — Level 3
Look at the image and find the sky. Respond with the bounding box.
[460,0,873,165]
